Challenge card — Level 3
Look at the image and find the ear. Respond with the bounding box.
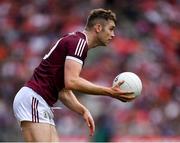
[94,24,102,33]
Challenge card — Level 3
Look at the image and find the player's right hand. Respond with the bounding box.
[111,81,135,102]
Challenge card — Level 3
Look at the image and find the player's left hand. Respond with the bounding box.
[82,109,95,136]
[111,81,136,102]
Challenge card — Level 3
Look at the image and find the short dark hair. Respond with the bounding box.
[85,8,116,29]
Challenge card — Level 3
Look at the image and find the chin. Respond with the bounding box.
[102,43,107,46]
[103,41,109,46]
[98,40,108,46]
[98,42,106,47]
[104,42,109,46]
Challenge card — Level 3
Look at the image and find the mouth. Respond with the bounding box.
[108,39,112,43]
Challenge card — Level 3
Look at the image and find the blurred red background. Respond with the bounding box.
[0,0,179,141]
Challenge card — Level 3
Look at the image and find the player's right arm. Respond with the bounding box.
[64,59,135,102]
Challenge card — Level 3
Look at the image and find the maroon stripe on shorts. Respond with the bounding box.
[32,97,39,123]
[36,99,39,123]
[34,98,37,123]
[32,97,35,122]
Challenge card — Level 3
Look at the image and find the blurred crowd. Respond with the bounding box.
[0,0,179,141]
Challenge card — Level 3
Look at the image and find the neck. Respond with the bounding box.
[83,30,99,49]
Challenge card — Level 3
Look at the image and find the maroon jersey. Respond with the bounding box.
[25,32,88,106]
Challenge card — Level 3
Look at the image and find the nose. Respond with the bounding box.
[111,31,115,38]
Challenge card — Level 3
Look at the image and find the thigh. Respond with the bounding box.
[21,121,59,142]
[13,87,58,141]
[13,87,55,125]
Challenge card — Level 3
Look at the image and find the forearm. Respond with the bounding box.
[66,77,112,96]
[59,89,87,115]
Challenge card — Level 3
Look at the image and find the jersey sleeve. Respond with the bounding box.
[65,36,87,65]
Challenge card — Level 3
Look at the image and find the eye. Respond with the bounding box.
[110,26,115,31]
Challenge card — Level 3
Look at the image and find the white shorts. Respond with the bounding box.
[13,86,55,126]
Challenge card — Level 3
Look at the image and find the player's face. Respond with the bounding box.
[98,20,116,46]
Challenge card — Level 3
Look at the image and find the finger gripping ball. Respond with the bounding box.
[113,72,142,97]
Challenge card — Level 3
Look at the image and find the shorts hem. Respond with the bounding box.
[19,119,55,126]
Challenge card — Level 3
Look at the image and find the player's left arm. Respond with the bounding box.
[58,89,95,136]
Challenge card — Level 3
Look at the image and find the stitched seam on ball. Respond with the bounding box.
[123,81,133,94]
[129,75,139,96]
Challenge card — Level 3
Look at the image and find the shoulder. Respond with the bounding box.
[64,32,87,48]
[63,32,84,42]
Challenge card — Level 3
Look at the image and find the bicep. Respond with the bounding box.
[64,59,82,87]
